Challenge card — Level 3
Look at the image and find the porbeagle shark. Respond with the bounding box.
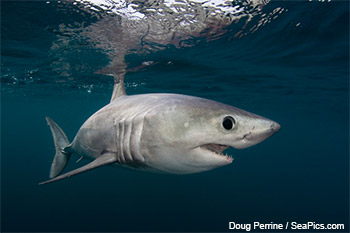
[39,73,280,185]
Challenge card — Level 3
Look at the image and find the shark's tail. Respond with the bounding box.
[46,117,71,178]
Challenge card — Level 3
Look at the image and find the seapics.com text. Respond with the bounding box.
[229,221,345,231]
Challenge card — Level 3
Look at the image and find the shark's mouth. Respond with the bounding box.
[200,144,233,161]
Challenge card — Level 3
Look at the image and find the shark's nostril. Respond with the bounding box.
[242,131,252,139]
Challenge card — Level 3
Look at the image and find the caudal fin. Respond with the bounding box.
[46,117,71,178]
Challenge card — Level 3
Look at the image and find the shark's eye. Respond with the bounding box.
[222,116,235,130]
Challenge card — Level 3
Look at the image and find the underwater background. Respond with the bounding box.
[1,0,349,232]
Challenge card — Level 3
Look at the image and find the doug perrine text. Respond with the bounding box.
[229,221,345,231]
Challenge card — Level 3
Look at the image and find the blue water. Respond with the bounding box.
[1,1,349,232]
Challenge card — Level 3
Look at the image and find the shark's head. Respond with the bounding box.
[141,94,280,174]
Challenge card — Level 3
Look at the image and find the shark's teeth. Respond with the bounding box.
[200,144,232,160]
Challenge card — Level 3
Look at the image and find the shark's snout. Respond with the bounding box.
[253,120,281,141]
[232,118,280,149]
[270,122,281,133]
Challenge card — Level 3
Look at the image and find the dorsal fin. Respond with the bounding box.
[96,56,127,103]
[109,56,127,102]
[110,71,126,102]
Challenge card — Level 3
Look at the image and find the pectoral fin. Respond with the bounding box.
[39,153,117,185]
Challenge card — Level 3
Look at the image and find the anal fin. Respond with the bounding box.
[39,153,117,185]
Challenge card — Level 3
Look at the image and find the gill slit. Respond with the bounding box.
[118,120,126,163]
[123,118,133,163]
